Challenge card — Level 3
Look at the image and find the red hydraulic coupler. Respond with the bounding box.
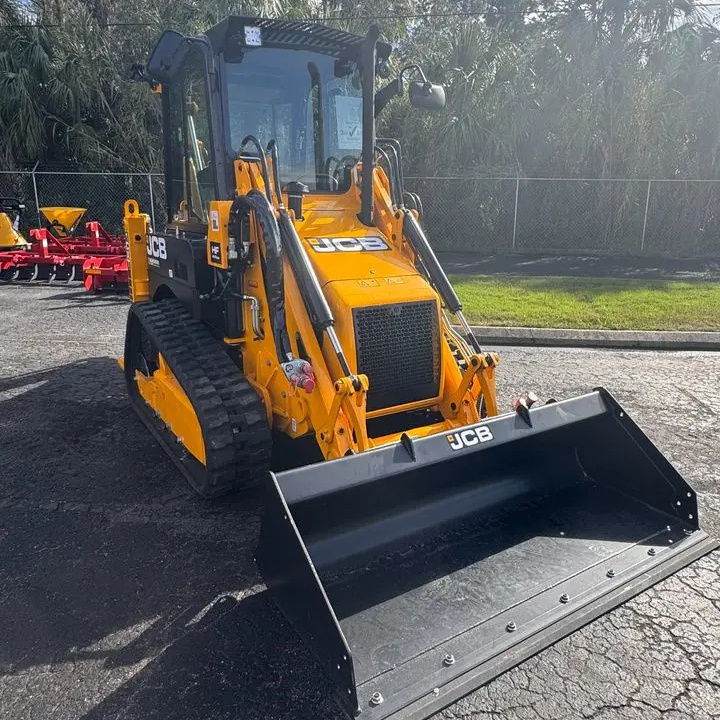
[283,359,316,394]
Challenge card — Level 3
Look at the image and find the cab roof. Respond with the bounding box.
[204,16,392,61]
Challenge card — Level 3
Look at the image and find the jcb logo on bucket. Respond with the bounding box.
[447,426,494,451]
[147,235,167,260]
[308,236,389,253]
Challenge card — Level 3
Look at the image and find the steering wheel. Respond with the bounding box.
[325,155,359,185]
[324,156,340,177]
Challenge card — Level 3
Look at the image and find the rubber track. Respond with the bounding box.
[125,298,271,498]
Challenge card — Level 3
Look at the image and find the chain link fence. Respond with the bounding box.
[406,177,720,256]
[406,178,517,253]
[1,170,719,256]
[0,170,166,235]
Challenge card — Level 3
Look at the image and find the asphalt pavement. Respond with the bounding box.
[1,283,720,720]
[437,252,720,281]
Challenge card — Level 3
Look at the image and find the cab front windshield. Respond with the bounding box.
[224,48,363,193]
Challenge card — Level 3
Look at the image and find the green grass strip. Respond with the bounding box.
[451,275,720,330]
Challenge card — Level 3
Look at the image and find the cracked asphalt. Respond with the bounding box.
[1,282,720,720]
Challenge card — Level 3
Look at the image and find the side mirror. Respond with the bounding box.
[147,30,188,84]
[409,81,446,110]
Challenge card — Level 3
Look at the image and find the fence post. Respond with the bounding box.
[640,179,651,252]
[147,173,156,230]
[31,161,41,226]
[511,176,520,251]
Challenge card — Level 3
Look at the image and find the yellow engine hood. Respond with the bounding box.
[296,206,441,405]
[298,207,416,287]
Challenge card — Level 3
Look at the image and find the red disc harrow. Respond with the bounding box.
[0,219,127,291]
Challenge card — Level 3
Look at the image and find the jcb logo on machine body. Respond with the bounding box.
[308,236,389,253]
[447,425,494,450]
[147,234,167,260]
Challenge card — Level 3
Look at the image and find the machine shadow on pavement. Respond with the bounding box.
[81,592,344,720]
[0,357,343,720]
[38,288,130,308]
[0,281,129,302]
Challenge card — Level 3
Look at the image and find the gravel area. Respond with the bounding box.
[1,283,719,720]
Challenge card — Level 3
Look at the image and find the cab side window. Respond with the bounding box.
[166,49,216,223]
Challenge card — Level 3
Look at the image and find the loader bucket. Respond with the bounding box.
[39,207,87,236]
[256,387,717,720]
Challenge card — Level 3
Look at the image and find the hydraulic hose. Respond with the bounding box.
[231,191,292,362]
[266,140,284,209]
[239,136,273,205]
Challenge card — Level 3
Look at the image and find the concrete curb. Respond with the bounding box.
[466,326,720,351]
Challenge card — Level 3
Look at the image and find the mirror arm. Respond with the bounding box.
[374,78,402,118]
[400,63,429,85]
[373,64,432,118]
[129,63,159,90]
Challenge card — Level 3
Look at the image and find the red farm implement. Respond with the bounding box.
[82,254,129,291]
[0,207,127,290]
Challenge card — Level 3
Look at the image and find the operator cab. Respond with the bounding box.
[144,17,442,229]
[150,18,390,228]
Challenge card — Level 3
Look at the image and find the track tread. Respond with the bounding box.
[125,298,271,497]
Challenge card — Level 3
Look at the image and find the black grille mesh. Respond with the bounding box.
[353,301,440,412]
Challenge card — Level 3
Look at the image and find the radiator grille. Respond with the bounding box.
[353,301,440,412]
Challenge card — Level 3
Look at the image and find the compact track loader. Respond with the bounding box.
[122,17,716,720]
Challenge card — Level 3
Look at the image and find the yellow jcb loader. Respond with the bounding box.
[121,17,716,720]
